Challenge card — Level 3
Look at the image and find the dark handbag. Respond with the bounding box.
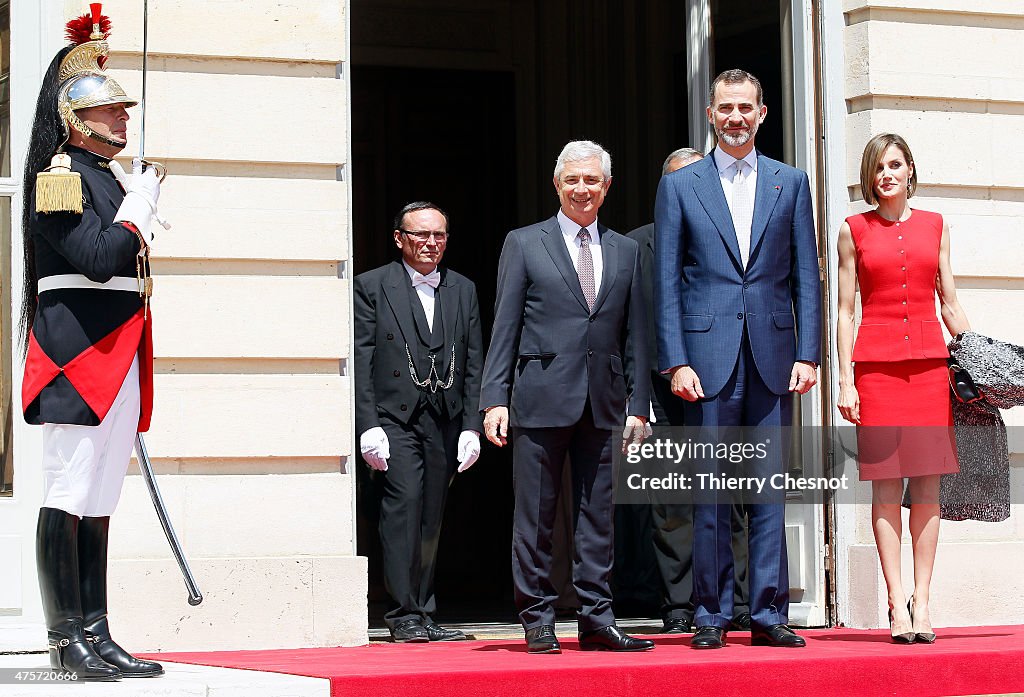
[947,356,983,404]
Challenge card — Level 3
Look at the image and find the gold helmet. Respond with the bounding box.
[34,4,137,214]
[58,3,137,148]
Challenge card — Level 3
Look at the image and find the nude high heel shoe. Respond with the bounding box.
[888,605,916,644]
[908,597,936,644]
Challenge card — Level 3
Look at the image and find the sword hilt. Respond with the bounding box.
[109,159,171,230]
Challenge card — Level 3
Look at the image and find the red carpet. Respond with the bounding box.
[150,626,1024,697]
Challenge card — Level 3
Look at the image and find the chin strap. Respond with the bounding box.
[87,131,127,148]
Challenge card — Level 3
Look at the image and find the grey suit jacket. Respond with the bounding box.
[479,215,649,430]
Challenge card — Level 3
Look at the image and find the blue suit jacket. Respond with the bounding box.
[653,150,821,398]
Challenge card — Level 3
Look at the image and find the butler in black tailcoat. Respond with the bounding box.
[354,202,483,642]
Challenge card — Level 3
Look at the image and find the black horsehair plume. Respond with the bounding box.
[20,46,75,353]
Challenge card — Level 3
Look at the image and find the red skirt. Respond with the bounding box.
[854,359,959,481]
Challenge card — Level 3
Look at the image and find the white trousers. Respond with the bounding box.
[41,356,140,517]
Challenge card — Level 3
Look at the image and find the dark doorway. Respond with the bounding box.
[351,0,694,628]
[711,0,786,161]
[351,65,520,623]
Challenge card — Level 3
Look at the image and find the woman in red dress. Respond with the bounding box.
[836,134,971,644]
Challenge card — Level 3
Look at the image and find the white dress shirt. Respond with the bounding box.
[713,147,758,267]
[403,261,437,330]
[557,209,603,293]
[713,147,758,213]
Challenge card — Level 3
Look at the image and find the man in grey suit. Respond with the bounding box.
[654,70,821,649]
[480,140,654,654]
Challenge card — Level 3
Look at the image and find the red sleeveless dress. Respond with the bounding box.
[848,209,959,480]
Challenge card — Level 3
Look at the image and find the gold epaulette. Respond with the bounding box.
[35,153,83,214]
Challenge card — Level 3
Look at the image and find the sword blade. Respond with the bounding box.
[138,0,148,160]
[135,433,204,606]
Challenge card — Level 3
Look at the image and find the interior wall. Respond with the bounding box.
[351,0,690,236]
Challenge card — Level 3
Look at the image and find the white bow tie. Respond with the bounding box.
[412,269,440,289]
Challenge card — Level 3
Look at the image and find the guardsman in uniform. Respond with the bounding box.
[21,5,164,681]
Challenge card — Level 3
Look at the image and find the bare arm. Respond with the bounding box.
[935,219,971,337]
[835,221,860,424]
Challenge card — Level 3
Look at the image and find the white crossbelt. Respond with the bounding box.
[37,274,140,293]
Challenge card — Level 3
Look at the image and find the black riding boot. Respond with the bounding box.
[36,507,121,681]
[79,516,164,678]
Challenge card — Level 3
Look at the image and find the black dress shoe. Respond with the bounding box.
[390,619,429,643]
[579,625,655,652]
[423,621,467,642]
[662,616,693,634]
[730,612,752,631]
[690,626,726,649]
[525,625,561,654]
[751,624,806,647]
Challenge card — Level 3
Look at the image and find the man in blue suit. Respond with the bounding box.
[654,69,821,649]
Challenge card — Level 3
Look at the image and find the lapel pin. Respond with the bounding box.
[774,185,780,190]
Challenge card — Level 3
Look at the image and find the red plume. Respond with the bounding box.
[64,11,111,46]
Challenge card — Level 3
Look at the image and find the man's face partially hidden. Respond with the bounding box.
[70,103,130,157]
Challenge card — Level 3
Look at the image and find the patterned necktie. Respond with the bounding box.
[577,228,596,311]
[731,160,753,268]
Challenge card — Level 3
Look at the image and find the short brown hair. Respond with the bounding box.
[709,69,763,107]
[859,133,917,206]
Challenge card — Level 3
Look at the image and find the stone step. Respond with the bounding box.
[0,653,329,696]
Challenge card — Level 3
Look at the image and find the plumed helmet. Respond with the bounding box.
[57,3,137,148]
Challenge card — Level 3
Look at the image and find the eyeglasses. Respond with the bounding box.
[400,229,449,241]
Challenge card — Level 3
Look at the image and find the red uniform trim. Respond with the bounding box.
[22,332,62,408]
[138,309,154,432]
[22,308,154,431]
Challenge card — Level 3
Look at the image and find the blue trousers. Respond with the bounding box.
[683,334,792,630]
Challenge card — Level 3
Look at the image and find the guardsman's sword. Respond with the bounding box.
[135,435,203,606]
[116,0,200,606]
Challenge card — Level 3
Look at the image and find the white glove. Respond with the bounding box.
[644,421,654,439]
[456,430,481,473]
[360,426,390,471]
[113,159,161,244]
